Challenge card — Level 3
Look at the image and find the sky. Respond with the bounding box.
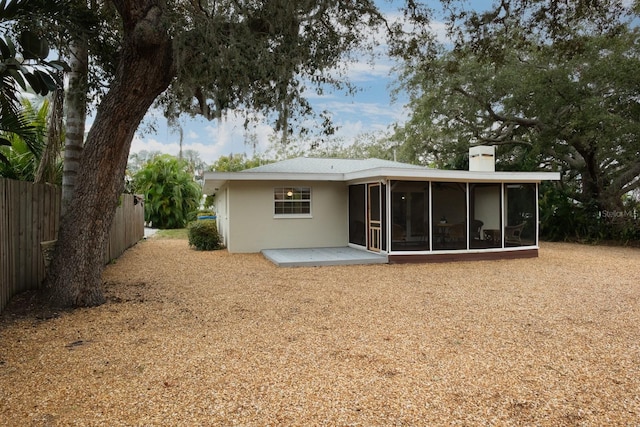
[123,1,465,165]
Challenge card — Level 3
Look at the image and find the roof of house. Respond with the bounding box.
[202,156,560,194]
[243,157,427,174]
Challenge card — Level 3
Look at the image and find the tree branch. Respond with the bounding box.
[453,86,541,127]
[613,162,640,195]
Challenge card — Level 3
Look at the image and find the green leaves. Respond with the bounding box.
[0,0,71,99]
[0,98,51,180]
[188,219,223,251]
[132,155,203,229]
[0,0,71,171]
[0,31,69,96]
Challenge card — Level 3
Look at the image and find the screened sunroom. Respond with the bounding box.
[345,147,552,262]
[348,179,540,262]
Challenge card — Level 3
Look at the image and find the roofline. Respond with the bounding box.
[202,168,561,194]
[344,167,560,183]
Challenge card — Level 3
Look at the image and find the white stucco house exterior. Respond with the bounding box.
[203,151,560,262]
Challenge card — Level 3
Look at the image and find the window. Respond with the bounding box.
[348,184,366,246]
[431,182,467,250]
[504,183,537,247]
[469,183,502,249]
[274,187,311,215]
[391,180,429,251]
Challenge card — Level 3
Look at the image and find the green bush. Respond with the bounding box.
[188,220,223,251]
[133,155,202,229]
[540,183,640,245]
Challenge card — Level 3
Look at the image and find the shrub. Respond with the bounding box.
[133,155,202,229]
[188,219,223,251]
[540,183,640,245]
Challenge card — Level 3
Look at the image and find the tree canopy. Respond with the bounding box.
[158,0,383,135]
[207,153,264,172]
[392,0,640,224]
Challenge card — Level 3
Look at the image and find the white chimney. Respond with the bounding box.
[469,145,495,172]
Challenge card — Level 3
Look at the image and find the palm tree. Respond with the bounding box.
[1,0,67,173]
[133,155,202,229]
[0,98,60,182]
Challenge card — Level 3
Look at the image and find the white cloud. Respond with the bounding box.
[132,110,277,164]
[344,59,395,82]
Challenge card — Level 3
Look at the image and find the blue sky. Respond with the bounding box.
[126,1,470,164]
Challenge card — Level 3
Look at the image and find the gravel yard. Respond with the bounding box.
[1,238,639,426]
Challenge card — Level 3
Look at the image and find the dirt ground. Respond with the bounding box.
[0,238,639,426]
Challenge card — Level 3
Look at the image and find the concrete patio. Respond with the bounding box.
[261,246,388,267]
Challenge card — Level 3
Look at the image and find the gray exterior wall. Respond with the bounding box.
[220,180,348,253]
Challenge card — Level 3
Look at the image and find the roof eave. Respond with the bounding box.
[344,167,561,183]
[202,169,561,194]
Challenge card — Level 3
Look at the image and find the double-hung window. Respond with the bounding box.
[274,187,311,216]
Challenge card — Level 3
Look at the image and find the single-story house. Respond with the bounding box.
[202,147,561,263]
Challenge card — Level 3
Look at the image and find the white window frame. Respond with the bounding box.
[273,186,312,218]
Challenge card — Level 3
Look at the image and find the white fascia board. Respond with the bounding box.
[344,167,561,183]
[202,168,561,194]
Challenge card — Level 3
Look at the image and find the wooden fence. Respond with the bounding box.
[0,178,144,314]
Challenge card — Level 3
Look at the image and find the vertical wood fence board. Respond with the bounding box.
[0,179,8,312]
[23,181,32,292]
[0,180,4,312]
[11,181,21,297]
[16,181,23,293]
[5,179,15,312]
[121,196,128,255]
[16,180,24,293]
[16,181,25,293]
[26,183,34,290]
[30,183,39,289]
[10,180,17,301]
[39,186,48,283]
[38,184,48,286]
[52,185,61,239]
[6,179,14,306]
[34,183,46,288]
[12,182,19,298]
[117,197,126,257]
[24,181,34,291]
[122,196,129,255]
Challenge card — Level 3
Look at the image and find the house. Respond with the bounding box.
[202,147,561,263]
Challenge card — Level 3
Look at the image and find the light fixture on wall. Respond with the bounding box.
[287,190,293,197]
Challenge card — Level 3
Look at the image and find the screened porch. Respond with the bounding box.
[348,180,538,255]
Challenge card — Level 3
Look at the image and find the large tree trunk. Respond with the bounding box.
[45,0,175,307]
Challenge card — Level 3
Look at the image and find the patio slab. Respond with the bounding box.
[262,247,388,267]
